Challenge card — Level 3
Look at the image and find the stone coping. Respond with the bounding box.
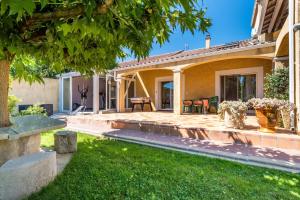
[0,115,66,141]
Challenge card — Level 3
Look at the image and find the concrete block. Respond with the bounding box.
[0,151,57,200]
[54,131,77,154]
[0,133,40,166]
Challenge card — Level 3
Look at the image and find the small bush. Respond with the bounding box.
[264,67,289,100]
[8,95,20,116]
[20,104,46,116]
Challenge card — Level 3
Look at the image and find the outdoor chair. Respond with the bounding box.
[183,100,193,113]
[208,96,219,113]
[201,98,210,114]
[192,100,203,114]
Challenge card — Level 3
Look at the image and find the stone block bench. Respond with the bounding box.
[0,152,57,200]
[0,115,66,166]
[54,131,77,154]
[0,115,66,200]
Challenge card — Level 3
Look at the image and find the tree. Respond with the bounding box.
[10,56,72,82]
[0,0,211,127]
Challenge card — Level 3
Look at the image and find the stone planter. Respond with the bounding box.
[224,110,245,129]
[255,108,278,133]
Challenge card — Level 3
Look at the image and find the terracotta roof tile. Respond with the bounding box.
[117,39,269,71]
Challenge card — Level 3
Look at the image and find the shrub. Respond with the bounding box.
[20,104,46,116]
[247,98,284,110]
[218,101,248,129]
[8,95,20,116]
[264,67,289,100]
[218,101,248,120]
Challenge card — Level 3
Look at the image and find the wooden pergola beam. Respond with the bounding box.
[123,73,136,99]
[257,0,269,35]
[274,0,288,31]
[268,0,284,33]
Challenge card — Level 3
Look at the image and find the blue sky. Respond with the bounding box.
[123,0,255,61]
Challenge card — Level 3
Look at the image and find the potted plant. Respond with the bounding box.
[247,98,284,133]
[218,101,248,129]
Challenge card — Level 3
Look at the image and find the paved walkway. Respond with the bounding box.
[42,148,73,174]
[56,153,73,174]
[103,129,300,172]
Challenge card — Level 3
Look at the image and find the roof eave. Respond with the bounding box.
[114,42,276,72]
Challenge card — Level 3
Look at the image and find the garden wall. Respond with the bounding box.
[10,78,59,112]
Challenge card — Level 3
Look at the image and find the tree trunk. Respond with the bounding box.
[0,60,10,127]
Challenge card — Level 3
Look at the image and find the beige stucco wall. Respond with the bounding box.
[184,58,272,100]
[9,78,59,112]
[275,18,289,57]
[136,69,173,108]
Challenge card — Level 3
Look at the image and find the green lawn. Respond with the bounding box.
[28,130,300,200]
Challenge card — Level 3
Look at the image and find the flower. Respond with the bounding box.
[247,98,284,110]
[279,100,295,112]
[218,101,248,129]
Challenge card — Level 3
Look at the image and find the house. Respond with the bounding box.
[109,0,288,114]
[58,0,300,132]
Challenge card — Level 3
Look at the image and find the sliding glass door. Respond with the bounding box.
[220,74,256,102]
[62,77,71,112]
[161,81,174,109]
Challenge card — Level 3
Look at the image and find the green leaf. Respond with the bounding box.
[22,0,35,15]
[61,23,72,36]
[0,0,9,15]
[40,0,48,10]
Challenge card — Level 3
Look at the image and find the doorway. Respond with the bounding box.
[155,76,173,110]
[161,81,173,109]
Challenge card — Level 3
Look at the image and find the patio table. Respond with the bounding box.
[131,97,152,112]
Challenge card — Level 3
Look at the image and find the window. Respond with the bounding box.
[220,74,256,102]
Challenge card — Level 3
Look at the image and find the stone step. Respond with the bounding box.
[65,116,300,151]
[110,120,300,151]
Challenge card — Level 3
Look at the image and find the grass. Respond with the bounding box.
[28,130,300,200]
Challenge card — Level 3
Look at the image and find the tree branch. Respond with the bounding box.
[24,0,113,27]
